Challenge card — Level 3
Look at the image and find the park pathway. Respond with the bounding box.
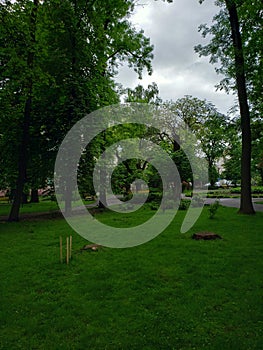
[203,197,263,212]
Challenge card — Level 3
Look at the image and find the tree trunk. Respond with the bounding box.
[22,192,28,205]
[98,164,107,209]
[8,98,31,221]
[207,157,216,187]
[98,132,107,209]
[225,0,255,214]
[259,168,263,186]
[65,183,73,216]
[30,188,39,203]
[8,0,39,221]
[135,181,141,193]
[63,1,79,216]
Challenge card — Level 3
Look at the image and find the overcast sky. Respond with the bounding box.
[115,0,236,114]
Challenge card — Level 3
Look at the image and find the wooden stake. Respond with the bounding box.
[66,237,69,265]
[60,236,63,263]
[69,235,72,260]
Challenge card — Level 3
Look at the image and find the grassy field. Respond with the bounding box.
[0,200,59,217]
[0,199,95,218]
[0,204,262,349]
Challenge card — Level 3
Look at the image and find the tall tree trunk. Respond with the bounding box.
[98,132,106,209]
[259,168,263,186]
[98,172,106,209]
[30,188,39,203]
[8,0,39,221]
[65,182,73,216]
[64,0,79,216]
[8,99,31,221]
[225,0,255,214]
[8,100,31,219]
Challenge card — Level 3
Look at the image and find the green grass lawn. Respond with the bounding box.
[0,200,59,217]
[0,205,262,349]
[0,199,95,218]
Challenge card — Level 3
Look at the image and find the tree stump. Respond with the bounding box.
[192,232,222,240]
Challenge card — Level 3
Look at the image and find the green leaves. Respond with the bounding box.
[195,0,262,116]
[0,0,155,219]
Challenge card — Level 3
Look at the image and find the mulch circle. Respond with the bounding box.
[192,232,222,240]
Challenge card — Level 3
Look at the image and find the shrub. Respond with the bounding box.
[230,186,263,194]
[120,193,133,202]
[149,202,159,210]
[230,187,241,194]
[179,199,191,210]
[147,191,162,203]
[209,200,220,219]
[252,186,263,194]
[192,194,204,207]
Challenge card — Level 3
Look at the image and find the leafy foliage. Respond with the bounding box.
[208,199,220,219]
[0,0,154,219]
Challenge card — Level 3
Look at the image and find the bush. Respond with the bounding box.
[179,199,191,210]
[192,195,204,207]
[209,200,220,219]
[149,202,159,210]
[147,191,162,203]
[231,186,263,194]
[252,186,263,194]
[120,193,133,202]
[230,187,241,194]
[208,185,219,190]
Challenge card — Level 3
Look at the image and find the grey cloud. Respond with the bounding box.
[116,0,236,114]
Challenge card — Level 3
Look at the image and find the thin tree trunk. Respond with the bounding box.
[8,0,39,221]
[30,188,39,203]
[98,133,107,209]
[259,168,263,186]
[63,0,79,216]
[98,178,106,209]
[65,182,73,216]
[8,98,32,221]
[225,0,255,214]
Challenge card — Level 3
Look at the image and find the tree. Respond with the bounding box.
[196,0,257,214]
[160,96,226,186]
[0,0,154,219]
[222,118,242,186]
[251,119,263,185]
[0,0,40,221]
[197,111,227,186]
[225,0,254,213]
[125,82,161,104]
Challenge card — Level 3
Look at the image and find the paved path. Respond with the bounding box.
[203,197,263,212]
[99,195,263,212]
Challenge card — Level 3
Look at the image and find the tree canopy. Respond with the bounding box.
[0,0,262,220]
[0,0,154,220]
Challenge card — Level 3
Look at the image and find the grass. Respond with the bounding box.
[0,204,262,349]
[0,199,95,217]
[0,200,59,217]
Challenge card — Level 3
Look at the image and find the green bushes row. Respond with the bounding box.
[231,186,263,194]
[149,198,205,211]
